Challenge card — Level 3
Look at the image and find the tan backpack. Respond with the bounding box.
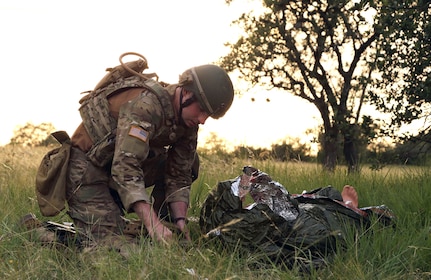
[35,131,71,216]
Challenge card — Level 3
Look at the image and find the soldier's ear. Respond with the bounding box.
[182,88,194,98]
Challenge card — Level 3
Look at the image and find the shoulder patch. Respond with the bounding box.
[128,125,149,142]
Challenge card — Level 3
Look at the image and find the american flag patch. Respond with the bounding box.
[128,125,149,142]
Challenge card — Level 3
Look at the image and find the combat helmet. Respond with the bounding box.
[179,65,234,119]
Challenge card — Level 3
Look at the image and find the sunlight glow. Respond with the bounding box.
[0,0,321,148]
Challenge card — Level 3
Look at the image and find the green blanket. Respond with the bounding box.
[199,166,395,269]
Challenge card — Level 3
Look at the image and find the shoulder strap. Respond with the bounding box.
[51,131,70,144]
[142,79,176,124]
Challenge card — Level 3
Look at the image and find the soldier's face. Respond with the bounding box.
[181,100,209,127]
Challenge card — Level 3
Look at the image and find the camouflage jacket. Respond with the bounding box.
[75,77,198,211]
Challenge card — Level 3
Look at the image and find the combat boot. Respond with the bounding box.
[19,213,56,244]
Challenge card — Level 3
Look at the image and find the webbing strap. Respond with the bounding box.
[142,79,175,123]
[51,131,70,144]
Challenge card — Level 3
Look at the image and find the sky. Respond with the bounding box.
[0,0,319,149]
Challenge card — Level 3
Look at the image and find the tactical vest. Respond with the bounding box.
[78,76,175,167]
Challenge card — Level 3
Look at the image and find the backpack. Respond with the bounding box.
[35,131,71,216]
[78,52,175,167]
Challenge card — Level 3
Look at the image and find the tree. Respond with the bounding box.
[9,122,57,147]
[371,0,431,137]
[220,0,396,172]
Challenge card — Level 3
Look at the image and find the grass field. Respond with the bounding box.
[0,145,430,279]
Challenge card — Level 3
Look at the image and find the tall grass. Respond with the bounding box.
[0,146,430,279]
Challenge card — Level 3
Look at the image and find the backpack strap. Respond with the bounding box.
[142,79,176,124]
[51,131,70,144]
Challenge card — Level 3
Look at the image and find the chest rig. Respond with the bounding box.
[79,57,175,144]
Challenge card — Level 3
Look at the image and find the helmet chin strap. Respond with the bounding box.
[178,87,196,125]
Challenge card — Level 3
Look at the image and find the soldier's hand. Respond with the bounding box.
[175,218,191,242]
[133,201,173,244]
[148,222,173,244]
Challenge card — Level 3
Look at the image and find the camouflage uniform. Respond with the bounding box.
[67,81,198,244]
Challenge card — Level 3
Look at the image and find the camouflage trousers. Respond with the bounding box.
[65,147,165,247]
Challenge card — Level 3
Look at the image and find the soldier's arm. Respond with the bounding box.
[111,92,163,211]
[164,126,198,206]
[169,200,190,241]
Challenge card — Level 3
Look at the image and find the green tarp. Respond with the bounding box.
[199,166,395,269]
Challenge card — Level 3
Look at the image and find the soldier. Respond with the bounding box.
[32,58,234,252]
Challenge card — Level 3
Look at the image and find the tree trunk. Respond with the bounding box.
[343,135,359,173]
[321,127,339,172]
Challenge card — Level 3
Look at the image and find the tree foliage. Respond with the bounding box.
[371,0,431,128]
[221,0,383,171]
[368,0,431,154]
[221,0,430,171]
[9,122,57,147]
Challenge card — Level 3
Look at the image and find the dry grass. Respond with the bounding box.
[0,145,430,279]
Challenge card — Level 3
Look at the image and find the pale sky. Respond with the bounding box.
[0,0,319,149]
